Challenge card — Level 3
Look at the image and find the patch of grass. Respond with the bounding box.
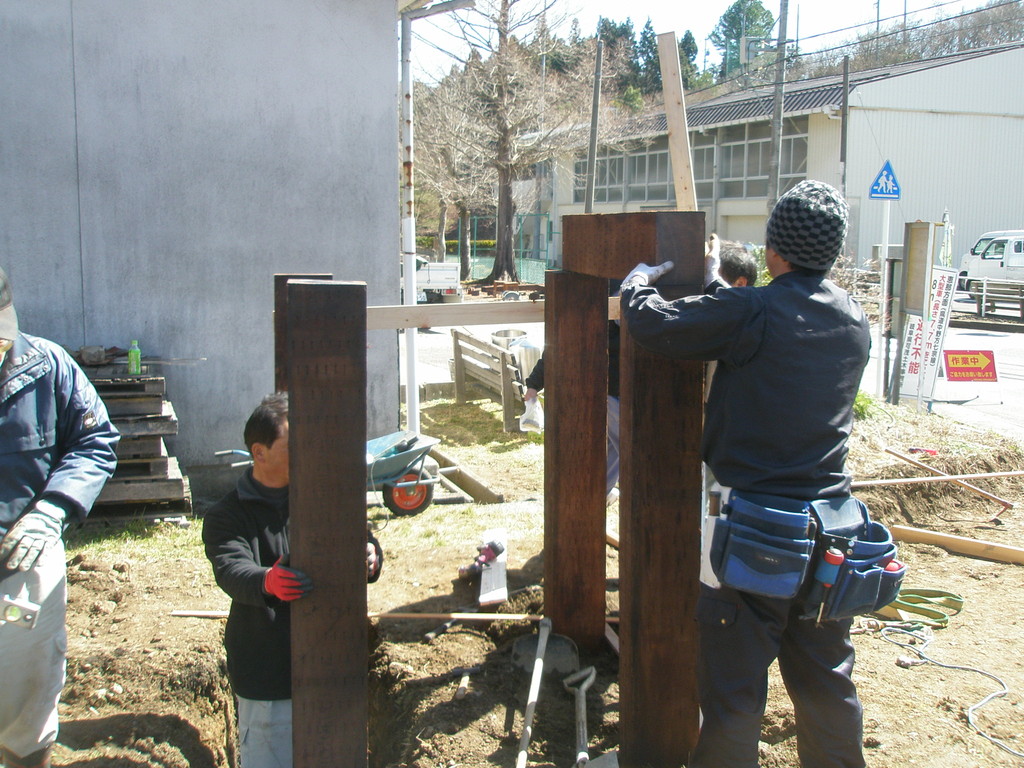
[853,389,879,420]
[67,518,201,564]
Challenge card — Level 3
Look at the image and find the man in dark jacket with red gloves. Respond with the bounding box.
[203,393,382,768]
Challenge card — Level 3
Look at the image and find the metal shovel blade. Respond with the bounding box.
[512,627,579,676]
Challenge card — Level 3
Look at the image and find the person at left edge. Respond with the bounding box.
[203,392,383,768]
[0,266,120,768]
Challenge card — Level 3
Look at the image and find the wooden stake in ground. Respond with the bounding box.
[287,280,368,768]
[273,273,332,392]
[891,525,1024,564]
[882,447,1014,514]
[559,208,705,767]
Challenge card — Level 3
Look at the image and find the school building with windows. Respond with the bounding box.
[539,42,1024,268]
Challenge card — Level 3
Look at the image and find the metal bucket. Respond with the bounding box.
[491,329,527,349]
[509,336,542,382]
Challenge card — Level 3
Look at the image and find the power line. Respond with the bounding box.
[687,0,1024,97]
[798,0,979,43]
[803,0,1024,58]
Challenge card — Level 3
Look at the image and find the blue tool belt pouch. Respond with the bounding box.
[710,494,815,599]
[807,497,906,621]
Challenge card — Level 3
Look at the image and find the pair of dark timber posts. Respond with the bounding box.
[275,211,705,768]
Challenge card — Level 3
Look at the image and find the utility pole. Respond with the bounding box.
[400,0,474,434]
[767,0,789,209]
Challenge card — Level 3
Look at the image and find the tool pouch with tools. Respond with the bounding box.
[709,493,817,599]
[804,496,906,621]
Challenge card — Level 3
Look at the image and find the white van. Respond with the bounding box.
[958,230,1024,289]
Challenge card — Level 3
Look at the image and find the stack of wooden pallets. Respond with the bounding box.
[85,372,191,518]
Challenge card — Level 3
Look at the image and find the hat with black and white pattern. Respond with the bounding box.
[765,180,849,270]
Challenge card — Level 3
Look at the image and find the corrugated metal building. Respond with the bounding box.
[544,42,1024,268]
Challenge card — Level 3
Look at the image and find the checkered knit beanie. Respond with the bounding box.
[765,180,849,270]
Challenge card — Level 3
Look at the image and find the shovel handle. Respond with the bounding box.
[516,617,552,768]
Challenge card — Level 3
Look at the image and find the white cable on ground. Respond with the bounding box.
[881,626,1024,759]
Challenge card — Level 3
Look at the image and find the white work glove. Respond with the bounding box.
[622,261,674,290]
[705,233,722,288]
[0,499,67,572]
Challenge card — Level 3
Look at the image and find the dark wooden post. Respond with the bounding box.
[561,211,705,766]
[287,280,368,768]
[618,334,704,765]
[274,273,333,392]
[543,269,609,649]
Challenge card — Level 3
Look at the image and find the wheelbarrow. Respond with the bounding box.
[366,431,441,516]
[215,429,441,516]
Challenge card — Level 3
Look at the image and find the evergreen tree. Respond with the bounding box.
[678,30,699,88]
[636,20,661,94]
[709,0,775,77]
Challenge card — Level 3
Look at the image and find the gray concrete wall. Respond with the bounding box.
[0,0,401,485]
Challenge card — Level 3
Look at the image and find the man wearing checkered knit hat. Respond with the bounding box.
[621,180,871,767]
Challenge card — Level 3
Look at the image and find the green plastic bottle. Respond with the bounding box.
[128,340,142,375]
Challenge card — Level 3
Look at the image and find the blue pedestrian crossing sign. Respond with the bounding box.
[869,161,901,200]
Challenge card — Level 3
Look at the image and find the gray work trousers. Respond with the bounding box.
[0,541,67,758]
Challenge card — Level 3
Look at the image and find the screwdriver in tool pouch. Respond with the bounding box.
[814,547,845,625]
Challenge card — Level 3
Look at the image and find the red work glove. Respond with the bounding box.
[262,557,313,601]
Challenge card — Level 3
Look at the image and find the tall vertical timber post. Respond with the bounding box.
[287,280,368,768]
[561,211,705,766]
[274,273,333,392]
[544,269,609,648]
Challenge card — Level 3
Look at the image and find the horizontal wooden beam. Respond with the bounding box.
[429,447,504,504]
[851,473,1024,489]
[367,298,620,330]
[890,525,1024,564]
[172,609,624,623]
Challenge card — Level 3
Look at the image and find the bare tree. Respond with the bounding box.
[793,0,1024,78]
[415,73,496,279]
[426,0,595,283]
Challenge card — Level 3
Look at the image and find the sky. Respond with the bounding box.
[409,0,978,81]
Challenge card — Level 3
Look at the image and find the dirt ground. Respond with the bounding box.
[53,375,1024,767]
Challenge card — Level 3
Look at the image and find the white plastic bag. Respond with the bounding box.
[519,397,544,433]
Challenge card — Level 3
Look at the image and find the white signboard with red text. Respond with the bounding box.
[899,267,957,400]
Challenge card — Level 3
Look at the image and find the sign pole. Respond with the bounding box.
[876,200,891,398]
[869,160,902,400]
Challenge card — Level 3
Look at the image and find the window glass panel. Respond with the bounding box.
[692,147,713,181]
[985,241,1006,257]
[573,158,587,203]
[789,137,807,174]
[629,155,647,184]
[722,180,744,198]
[721,145,744,179]
[696,181,714,201]
[748,121,770,140]
[784,116,808,135]
[747,178,768,197]
[747,141,769,177]
[723,125,745,142]
[781,176,801,194]
[650,151,669,183]
[692,131,715,147]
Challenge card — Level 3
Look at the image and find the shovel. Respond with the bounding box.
[563,665,596,767]
[512,618,580,768]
